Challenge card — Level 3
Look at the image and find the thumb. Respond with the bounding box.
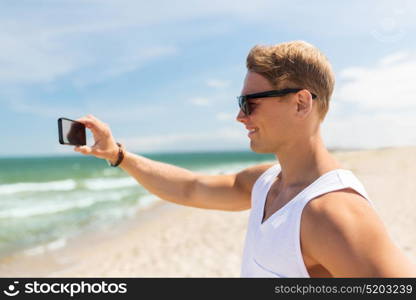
[74,145,93,155]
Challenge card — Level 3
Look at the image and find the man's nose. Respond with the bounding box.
[236,109,248,123]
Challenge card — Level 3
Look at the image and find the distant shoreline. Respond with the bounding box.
[0,146,391,160]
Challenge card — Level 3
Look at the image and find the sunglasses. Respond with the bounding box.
[237,88,317,115]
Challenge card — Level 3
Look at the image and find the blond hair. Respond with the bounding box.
[246,41,335,121]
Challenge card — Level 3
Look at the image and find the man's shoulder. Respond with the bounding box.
[299,188,410,277]
[241,162,277,175]
[301,188,382,253]
[235,162,277,193]
[302,188,374,228]
[237,162,277,182]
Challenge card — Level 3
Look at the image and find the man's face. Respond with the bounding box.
[236,72,298,153]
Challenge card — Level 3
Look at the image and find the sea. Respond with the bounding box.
[0,151,275,258]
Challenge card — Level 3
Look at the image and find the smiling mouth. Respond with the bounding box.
[248,128,258,137]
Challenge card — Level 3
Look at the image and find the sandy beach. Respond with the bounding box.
[1,146,415,277]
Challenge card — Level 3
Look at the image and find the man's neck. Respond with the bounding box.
[274,134,342,189]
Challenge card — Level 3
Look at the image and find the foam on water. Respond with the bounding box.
[0,179,76,195]
[0,190,132,219]
[0,159,273,195]
[195,160,275,175]
[83,177,137,190]
[136,194,161,208]
[23,238,67,256]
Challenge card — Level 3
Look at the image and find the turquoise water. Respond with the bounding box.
[0,151,275,257]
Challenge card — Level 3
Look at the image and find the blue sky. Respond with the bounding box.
[1,0,416,157]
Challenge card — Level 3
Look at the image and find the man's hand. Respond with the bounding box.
[73,114,119,163]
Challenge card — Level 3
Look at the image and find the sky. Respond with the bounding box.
[0,0,415,157]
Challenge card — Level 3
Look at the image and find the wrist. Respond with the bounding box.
[107,142,125,167]
[109,146,119,164]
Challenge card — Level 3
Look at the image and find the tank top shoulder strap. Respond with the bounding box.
[299,169,374,208]
[251,163,281,206]
[253,163,280,186]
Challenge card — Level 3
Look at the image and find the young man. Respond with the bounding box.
[74,41,416,277]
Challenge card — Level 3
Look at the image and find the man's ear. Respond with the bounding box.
[295,90,314,119]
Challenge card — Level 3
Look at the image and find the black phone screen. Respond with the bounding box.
[58,118,86,146]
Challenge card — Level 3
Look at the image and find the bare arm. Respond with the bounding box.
[118,153,272,211]
[301,189,416,277]
[74,115,273,211]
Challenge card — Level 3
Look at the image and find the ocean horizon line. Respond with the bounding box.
[0,147,370,160]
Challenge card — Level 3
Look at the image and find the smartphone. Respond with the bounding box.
[58,118,86,146]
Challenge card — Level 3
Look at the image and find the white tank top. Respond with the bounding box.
[240,164,374,277]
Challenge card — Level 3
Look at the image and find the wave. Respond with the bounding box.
[23,238,67,256]
[0,190,132,219]
[0,160,275,196]
[136,194,161,208]
[83,177,137,190]
[0,177,138,195]
[0,179,76,195]
[194,160,275,175]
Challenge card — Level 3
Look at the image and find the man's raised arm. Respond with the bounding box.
[74,115,273,211]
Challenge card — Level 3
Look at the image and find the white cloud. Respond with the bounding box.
[323,112,416,149]
[206,79,230,88]
[1,95,167,123]
[0,31,177,85]
[72,45,178,87]
[188,97,211,106]
[335,51,416,110]
[5,99,84,118]
[325,51,416,149]
[89,105,167,123]
[380,51,410,65]
[121,127,247,152]
[216,112,235,121]
[0,2,183,86]
[0,33,81,83]
[1,0,415,87]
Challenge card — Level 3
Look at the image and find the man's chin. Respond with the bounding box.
[250,142,273,154]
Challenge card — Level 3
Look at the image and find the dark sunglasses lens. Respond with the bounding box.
[238,96,249,115]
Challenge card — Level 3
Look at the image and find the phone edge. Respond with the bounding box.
[57,118,66,145]
[57,117,87,146]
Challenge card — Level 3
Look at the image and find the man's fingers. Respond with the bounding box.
[73,115,113,159]
[74,145,93,155]
[76,117,94,129]
[77,115,107,132]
